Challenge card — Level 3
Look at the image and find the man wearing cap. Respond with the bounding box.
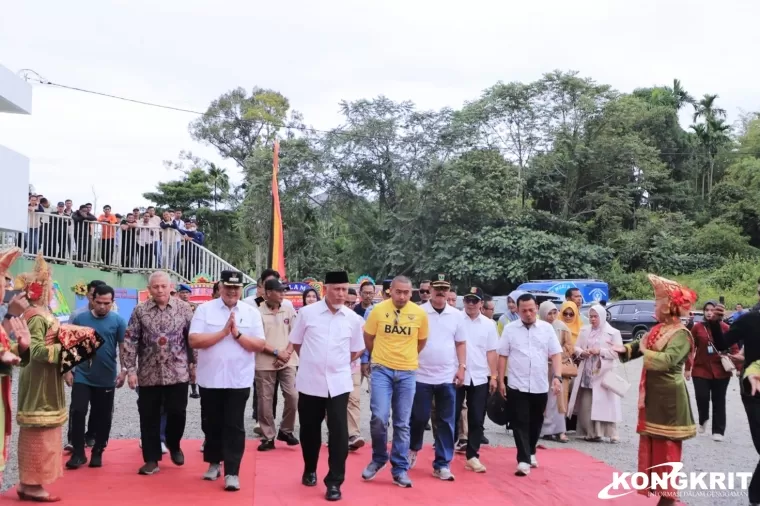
[408,274,466,481]
[177,284,201,399]
[255,278,299,451]
[288,271,365,502]
[362,276,428,488]
[454,287,498,473]
[189,270,274,491]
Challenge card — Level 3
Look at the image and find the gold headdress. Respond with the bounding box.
[0,247,22,278]
[14,252,53,304]
[648,274,697,317]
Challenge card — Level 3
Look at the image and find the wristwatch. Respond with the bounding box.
[234,331,242,340]
[273,349,279,357]
[489,375,497,381]
[458,363,466,370]
[553,375,562,381]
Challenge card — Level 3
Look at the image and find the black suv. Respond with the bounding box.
[606,300,658,343]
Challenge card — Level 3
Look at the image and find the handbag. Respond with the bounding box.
[601,364,630,397]
[561,361,578,378]
[720,354,736,373]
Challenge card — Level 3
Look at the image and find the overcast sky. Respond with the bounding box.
[1,0,758,214]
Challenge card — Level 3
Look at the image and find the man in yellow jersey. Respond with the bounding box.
[361,276,428,488]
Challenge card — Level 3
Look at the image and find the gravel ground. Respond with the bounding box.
[1,360,754,505]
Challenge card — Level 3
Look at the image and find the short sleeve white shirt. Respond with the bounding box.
[498,319,562,394]
[289,300,365,398]
[417,302,467,385]
[462,312,499,386]
[190,297,265,389]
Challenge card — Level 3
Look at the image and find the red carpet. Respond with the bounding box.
[254,444,655,505]
[1,440,254,506]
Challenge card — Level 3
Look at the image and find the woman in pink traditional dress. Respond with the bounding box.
[610,274,698,506]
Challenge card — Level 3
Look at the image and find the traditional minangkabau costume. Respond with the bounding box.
[620,274,697,501]
[0,247,23,473]
[15,253,67,488]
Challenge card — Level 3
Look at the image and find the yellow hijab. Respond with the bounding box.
[560,301,582,345]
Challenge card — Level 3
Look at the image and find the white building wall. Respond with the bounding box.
[0,64,32,233]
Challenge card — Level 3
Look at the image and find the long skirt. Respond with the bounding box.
[576,388,618,439]
[18,426,64,485]
[638,435,682,500]
[540,387,566,436]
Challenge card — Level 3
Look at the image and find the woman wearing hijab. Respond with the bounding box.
[610,275,697,506]
[685,300,740,441]
[497,290,524,336]
[567,304,623,443]
[538,301,575,442]
[559,301,582,346]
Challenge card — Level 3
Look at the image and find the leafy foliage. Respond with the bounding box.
[140,73,760,298]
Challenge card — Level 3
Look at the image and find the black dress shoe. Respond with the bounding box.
[65,453,87,469]
[481,435,490,445]
[170,449,185,466]
[89,450,103,468]
[277,431,299,446]
[325,485,341,501]
[258,439,275,452]
[301,472,317,487]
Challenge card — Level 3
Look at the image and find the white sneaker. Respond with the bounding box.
[698,422,707,434]
[161,442,168,454]
[408,450,417,469]
[465,457,486,473]
[530,454,538,468]
[713,434,724,442]
[433,467,455,481]
[515,462,530,476]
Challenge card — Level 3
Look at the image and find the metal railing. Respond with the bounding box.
[0,212,255,284]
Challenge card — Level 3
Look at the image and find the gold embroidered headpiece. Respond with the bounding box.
[648,274,697,316]
[14,252,53,303]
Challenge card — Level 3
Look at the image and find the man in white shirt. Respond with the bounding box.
[408,275,466,481]
[189,270,273,492]
[497,293,563,477]
[455,287,499,473]
[287,270,365,502]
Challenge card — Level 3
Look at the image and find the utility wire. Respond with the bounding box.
[20,71,753,157]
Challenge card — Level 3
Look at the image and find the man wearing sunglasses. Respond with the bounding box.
[417,280,431,305]
[408,275,466,482]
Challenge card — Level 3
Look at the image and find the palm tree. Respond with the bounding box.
[691,116,732,200]
[206,163,230,211]
[667,79,695,111]
[693,94,727,123]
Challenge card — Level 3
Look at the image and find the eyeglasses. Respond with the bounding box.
[562,311,575,317]
[361,291,375,296]
[419,290,430,295]
[464,298,479,304]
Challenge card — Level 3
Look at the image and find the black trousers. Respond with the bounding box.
[70,383,115,454]
[138,383,188,463]
[299,392,349,487]
[200,387,249,476]
[507,387,547,464]
[67,403,96,444]
[455,382,489,459]
[743,393,760,503]
[693,376,730,435]
[252,379,279,420]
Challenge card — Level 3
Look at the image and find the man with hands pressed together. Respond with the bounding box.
[288,271,365,502]
[189,270,272,492]
[498,293,563,477]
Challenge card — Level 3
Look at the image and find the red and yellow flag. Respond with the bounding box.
[268,141,286,279]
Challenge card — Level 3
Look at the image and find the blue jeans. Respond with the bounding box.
[410,382,456,470]
[369,364,416,475]
[136,386,167,442]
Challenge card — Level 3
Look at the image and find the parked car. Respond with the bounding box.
[487,291,563,322]
[605,300,658,343]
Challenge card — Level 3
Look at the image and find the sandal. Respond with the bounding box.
[584,436,602,442]
[17,491,62,502]
[557,434,569,443]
